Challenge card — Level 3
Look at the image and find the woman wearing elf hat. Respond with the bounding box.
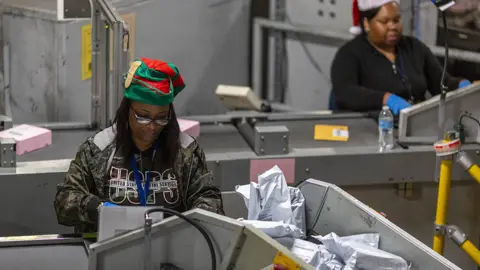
[331,0,474,115]
[54,58,224,233]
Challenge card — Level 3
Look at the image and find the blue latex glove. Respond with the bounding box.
[103,202,117,207]
[386,94,411,116]
[458,79,472,88]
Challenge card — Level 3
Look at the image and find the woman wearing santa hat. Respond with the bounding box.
[331,0,473,115]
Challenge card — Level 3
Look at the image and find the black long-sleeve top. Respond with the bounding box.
[330,35,462,111]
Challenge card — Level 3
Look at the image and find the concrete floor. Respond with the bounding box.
[345,182,480,270]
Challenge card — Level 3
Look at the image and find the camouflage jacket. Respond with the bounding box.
[54,127,224,233]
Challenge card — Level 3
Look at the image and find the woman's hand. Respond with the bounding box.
[383,93,411,116]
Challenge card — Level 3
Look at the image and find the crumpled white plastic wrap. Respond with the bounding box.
[276,233,409,270]
[235,165,307,237]
[235,166,410,270]
[315,233,410,270]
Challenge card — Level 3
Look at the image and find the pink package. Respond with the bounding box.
[0,124,52,155]
[250,158,296,184]
[178,119,200,138]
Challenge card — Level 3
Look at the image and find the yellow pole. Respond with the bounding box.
[433,159,453,255]
[467,164,480,185]
[460,240,480,266]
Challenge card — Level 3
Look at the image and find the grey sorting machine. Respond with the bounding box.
[0,179,462,269]
[0,83,480,237]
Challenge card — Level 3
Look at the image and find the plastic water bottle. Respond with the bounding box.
[378,106,394,150]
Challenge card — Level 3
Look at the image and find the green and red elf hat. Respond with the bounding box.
[124,57,186,106]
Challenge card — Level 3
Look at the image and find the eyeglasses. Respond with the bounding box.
[132,109,170,126]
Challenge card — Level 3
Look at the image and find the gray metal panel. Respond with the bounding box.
[89,209,313,270]
[62,20,96,123]
[293,145,480,185]
[398,84,480,143]
[0,115,13,130]
[89,210,246,270]
[98,206,163,242]
[299,179,461,270]
[2,0,250,124]
[283,0,350,110]
[0,169,73,236]
[2,13,60,124]
[221,191,248,220]
[0,244,88,270]
[120,0,250,116]
[207,157,251,191]
[417,2,438,45]
[2,0,57,12]
[63,0,91,19]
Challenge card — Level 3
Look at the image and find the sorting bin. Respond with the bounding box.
[0,179,461,270]
[223,178,462,270]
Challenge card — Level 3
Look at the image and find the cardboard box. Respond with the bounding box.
[0,124,52,155]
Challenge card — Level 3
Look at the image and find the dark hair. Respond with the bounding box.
[360,7,381,33]
[113,97,181,169]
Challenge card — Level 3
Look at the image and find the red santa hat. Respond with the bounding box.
[349,0,362,35]
[349,0,400,35]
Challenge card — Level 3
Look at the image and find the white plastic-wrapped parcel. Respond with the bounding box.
[316,233,410,270]
[235,165,307,237]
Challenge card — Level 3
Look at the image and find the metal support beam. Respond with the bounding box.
[59,0,130,130]
[89,0,130,128]
[91,0,103,129]
[0,114,12,131]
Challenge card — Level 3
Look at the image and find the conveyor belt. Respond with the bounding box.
[16,124,253,162]
[195,124,252,154]
[257,118,378,149]
[17,130,97,162]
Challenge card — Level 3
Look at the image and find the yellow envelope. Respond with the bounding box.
[314,125,349,141]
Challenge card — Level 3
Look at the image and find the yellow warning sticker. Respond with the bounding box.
[273,251,301,269]
[81,24,92,80]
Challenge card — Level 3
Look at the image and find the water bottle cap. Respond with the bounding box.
[382,106,389,110]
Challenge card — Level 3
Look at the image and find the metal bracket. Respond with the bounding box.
[254,125,290,156]
[435,223,469,246]
[446,225,468,246]
[91,96,101,108]
[0,138,15,168]
[434,224,446,236]
[455,150,474,171]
